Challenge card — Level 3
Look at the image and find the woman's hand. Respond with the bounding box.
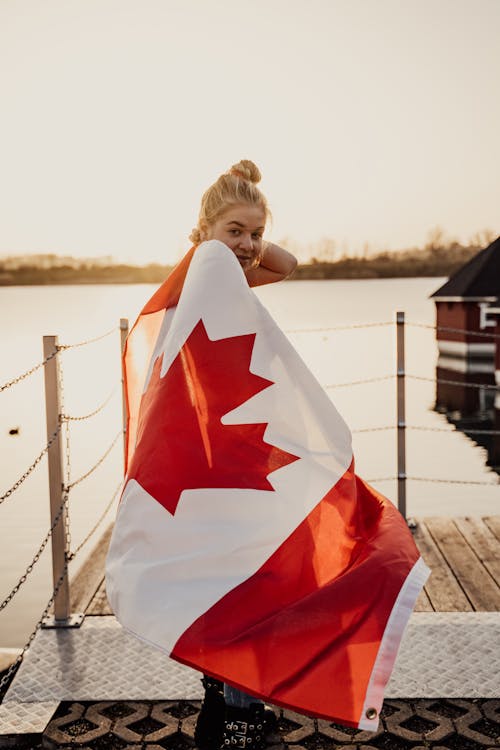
[244,242,297,287]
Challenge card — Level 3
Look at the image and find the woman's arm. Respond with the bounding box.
[245,242,297,287]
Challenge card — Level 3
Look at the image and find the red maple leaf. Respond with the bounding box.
[128,319,299,515]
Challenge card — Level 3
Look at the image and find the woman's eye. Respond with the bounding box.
[230,229,241,236]
[252,234,262,240]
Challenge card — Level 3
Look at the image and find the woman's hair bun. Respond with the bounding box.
[228,159,261,184]
[189,227,202,245]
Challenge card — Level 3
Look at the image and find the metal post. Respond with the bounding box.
[396,312,407,519]
[43,335,70,621]
[120,318,129,475]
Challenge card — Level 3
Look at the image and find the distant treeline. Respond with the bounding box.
[293,243,480,279]
[0,262,174,286]
[0,231,495,284]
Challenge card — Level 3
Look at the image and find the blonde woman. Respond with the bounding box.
[189,161,296,749]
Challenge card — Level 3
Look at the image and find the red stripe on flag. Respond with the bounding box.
[172,461,420,727]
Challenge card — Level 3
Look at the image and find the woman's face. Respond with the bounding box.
[203,204,266,272]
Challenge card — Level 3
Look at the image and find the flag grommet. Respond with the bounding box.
[365,707,377,720]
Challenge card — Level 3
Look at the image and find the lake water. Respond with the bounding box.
[1,278,498,648]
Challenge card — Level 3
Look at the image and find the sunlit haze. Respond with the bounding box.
[1,0,499,264]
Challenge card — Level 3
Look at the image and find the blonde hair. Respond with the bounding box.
[189,159,270,245]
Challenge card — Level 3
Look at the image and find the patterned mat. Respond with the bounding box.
[2,698,499,749]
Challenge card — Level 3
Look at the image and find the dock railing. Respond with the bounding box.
[0,319,128,696]
[1,311,499,698]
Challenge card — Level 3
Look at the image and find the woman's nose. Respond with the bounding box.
[239,233,253,250]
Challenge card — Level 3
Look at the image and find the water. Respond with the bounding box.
[0,279,498,648]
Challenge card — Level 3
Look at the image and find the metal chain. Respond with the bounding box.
[57,326,117,351]
[407,321,500,340]
[65,430,122,492]
[0,562,69,696]
[325,375,395,389]
[366,475,498,486]
[0,349,59,393]
[68,481,122,561]
[0,323,116,393]
[0,426,61,505]
[352,426,394,433]
[58,363,72,559]
[0,492,69,612]
[408,373,499,390]
[60,382,119,422]
[285,321,393,334]
[353,424,500,436]
[408,475,498,486]
[407,425,500,436]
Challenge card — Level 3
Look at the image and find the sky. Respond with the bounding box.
[1,0,499,265]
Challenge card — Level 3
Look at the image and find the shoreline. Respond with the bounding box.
[0,266,461,286]
[0,247,480,285]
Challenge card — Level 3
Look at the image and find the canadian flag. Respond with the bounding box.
[106,241,429,730]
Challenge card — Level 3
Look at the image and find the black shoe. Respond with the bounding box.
[221,703,266,749]
[262,706,280,744]
[195,675,226,750]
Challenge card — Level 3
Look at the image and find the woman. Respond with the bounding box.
[188,160,296,749]
[106,159,428,747]
[190,159,296,285]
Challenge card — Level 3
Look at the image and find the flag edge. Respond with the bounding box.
[357,555,431,730]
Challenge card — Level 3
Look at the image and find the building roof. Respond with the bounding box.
[431,236,500,299]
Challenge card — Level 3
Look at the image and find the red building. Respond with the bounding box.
[432,238,500,474]
[430,236,500,363]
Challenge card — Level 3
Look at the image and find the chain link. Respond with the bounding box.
[366,473,499,486]
[325,375,395,389]
[285,321,393,334]
[0,562,69,696]
[407,321,500,340]
[0,350,59,393]
[352,426,394,433]
[58,364,72,558]
[408,475,499,486]
[366,475,498,486]
[57,326,117,351]
[61,383,119,422]
[65,430,122,492]
[0,323,116,394]
[0,492,69,612]
[408,373,499,390]
[407,425,500,436]
[353,424,500,436]
[68,481,122,561]
[0,426,61,505]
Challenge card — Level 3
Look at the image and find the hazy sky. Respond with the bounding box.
[1,0,499,264]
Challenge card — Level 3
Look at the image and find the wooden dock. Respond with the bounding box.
[413,516,500,612]
[73,516,500,617]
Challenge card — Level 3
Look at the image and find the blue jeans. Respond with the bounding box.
[224,683,263,708]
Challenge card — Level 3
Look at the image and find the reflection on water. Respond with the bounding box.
[435,356,500,475]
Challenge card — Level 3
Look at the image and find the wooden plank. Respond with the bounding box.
[454,517,500,587]
[70,524,113,613]
[87,579,112,615]
[414,586,434,612]
[425,516,500,611]
[413,520,472,611]
[483,516,500,543]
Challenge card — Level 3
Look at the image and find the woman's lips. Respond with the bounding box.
[236,254,252,264]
